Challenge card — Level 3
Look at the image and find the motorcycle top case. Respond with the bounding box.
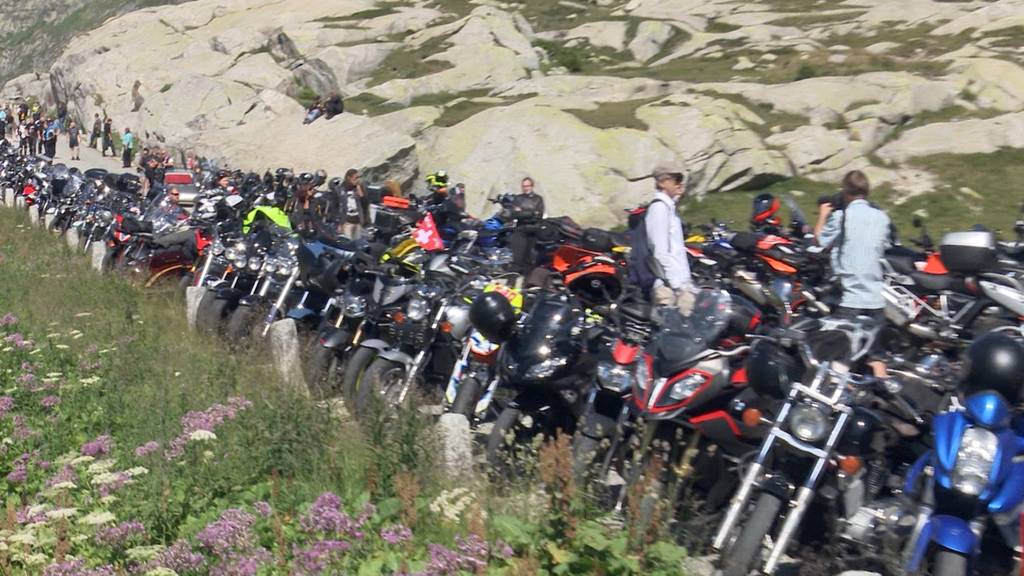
[939,230,998,274]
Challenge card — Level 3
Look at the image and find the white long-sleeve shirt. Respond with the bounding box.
[645,191,693,291]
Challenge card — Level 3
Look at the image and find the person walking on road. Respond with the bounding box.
[89,113,101,149]
[67,120,81,161]
[101,117,114,157]
[121,128,136,168]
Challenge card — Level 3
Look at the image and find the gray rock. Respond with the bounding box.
[628,20,675,62]
[732,56,756,70]
[15,195,25,209]
[268,319,309,397]
[437,413,475,481]
[44,212,56,230]
[90,243,107,273]
[65,227,79,251]
[28,205,39,226]
[185,286,206,331]
[1,188,9,206]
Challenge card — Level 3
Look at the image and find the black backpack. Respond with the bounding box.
[627,198,671,294]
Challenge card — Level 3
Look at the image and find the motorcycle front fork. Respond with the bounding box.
[261,271,300,337]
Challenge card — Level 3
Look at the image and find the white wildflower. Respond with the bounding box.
[127,545,164,562]
[40,378,58,384]
[22,552,48,565]
[189,430,217,442]
[8,530,37,546]
[70,455,95,467]
[1,347,11,353]
[79,377,100,385]
[87,459,116,475]
[79,511,116,525]
[143,567,179,576]
[429,487,476,523]
[125,466,149,477]
[53,345,68,350]
[74,313,93,318]
[49,481,77,491]
[100,495,119,506]
[29,349,41,355]
[45,508,78,520]
[45,334,61,339]
[91,472,132,487]
[45,372,62,378]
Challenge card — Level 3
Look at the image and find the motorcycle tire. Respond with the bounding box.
[47,214,61,233]
[450,376,481,420]
[571,433,602,480]
[358,357,409,415]
[341,347,377,408]
[195,294,231,336]
[931,550,968,576]
[486,406,525,474]
[720,492,782,576]
[306,344,342,400]
[225,305,259,346]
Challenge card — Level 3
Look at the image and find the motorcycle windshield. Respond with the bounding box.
[653,289,732,370]
[505,296,578,364]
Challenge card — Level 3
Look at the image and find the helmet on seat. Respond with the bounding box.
[470,291,516,344]
[962,331,1024,402]
[752,193,781,228]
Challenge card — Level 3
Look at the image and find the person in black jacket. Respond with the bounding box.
[285,172,330,238]
[329,169,367,239]
[506,176,546,275]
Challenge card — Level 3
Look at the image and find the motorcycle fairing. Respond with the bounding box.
[907,514,979,572]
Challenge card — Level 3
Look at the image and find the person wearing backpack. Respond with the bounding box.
[630,163,695,314]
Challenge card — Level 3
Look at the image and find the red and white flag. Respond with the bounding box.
[413,212,445,251]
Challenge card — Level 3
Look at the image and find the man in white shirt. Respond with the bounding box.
[646,163,695,314]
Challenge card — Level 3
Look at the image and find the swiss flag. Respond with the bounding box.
[413,212,445,251]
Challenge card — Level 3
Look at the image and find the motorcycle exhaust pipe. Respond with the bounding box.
[261,271,299,337]
[907,322,940,341]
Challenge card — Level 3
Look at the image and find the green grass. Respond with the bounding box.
[343,92,402,117]
[316,7,398,22]
[564,97,660,131]
[366,38,453,87]
[681,176,836,230]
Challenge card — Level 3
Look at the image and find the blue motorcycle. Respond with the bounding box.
[903,389,1024,575]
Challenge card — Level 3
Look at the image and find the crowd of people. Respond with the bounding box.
[0,100,139,167]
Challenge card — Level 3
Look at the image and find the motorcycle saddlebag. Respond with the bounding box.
[581,228,614,253]
[939,230,997,275]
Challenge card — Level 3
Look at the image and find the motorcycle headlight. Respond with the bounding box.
[406,297,430,322]
[232,256,248,269]
[597,362,633,393]
[526,356,569,380]
[247,257,262,271]
[225,244,242,261]
[264,259,279,275]
[635,358,650,391]
[668,372,709,401]
[210,240,225,256]
[343,295,367,318]
[952,427,998,497]
[789,404,828,443]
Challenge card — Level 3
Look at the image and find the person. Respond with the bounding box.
[333,168,366,238]
[303,98,324,125]
[424,170,450,205]
[505,176,547,276]
[42,124,57,158]
[18,122,29,155]
[324,93,344,119]
[435,187,471,242]
[185,151,198,172]
[284,172,329,237]
[142,155,165,196]
[646,163,695,314]
[121,128,135,168]
[101,117,114,157]
[67,120,80,160]
[28,117,40,155]
[815,170,892,376]
[750,193,784,235]
[89,113,101,149]
[0,107,7,140]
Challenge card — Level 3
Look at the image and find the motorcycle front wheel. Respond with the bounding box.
[306,344,342,400]
[450,376,481,421]
[195,293,231,336]
[931,549,968,576]
[225,305,260,347]
[342,347,377,408]
[720,492,782,576]
[358,357,410,415]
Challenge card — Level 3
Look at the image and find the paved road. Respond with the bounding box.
[60,141,131,174]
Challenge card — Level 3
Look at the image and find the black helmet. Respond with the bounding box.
[470,292,516,344]
[746,340,803,399]
[50,163,69,181]
[297,172,316,187]
[315,169,328,187]
[962,331,1024,401]
[328,176,343,192]
[752,193,780,227]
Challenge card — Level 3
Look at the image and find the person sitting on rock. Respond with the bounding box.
[303,98,324,125]
[324,93,344,119]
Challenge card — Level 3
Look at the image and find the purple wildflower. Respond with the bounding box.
[292,540,351,575]
[3,333,32,350]
[0,396,14,416]
[0,313,17,326]
[196,509,258,557]
[95,520,146,548]
[252,501,272,518]
[134,441,161,457]
[45,464,76,488]
[42,560,115,576]
[6,451,36,484]
[381,524,413,545]
[148,539,205,573]
[11,415,34,440]
[81,435,113,457]
[210,549,273,576]
[16,505,47,525]
[15,372,34,386]
[165,397,252,460]
[98,472,131,497]
[41,395,61,409]
[494,539,514,558]
[299,493,370,539]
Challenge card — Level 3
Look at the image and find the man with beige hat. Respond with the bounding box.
[646,162,695,314]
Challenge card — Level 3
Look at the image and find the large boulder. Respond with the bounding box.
[368,44,529,104]
[629,21,677,62]
[0,72,54,106]
[292,43,399,96]
[495,75,687,102]
[875,112,1024,162]
[566,21,630,52]
[636,95,793,193]
[765,126,861,173]
[949,58,1024,112]
[419,101,675,227]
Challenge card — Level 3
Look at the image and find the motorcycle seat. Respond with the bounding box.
[910,271,954,292]
[619,301,652,322]
[885,248,923,276]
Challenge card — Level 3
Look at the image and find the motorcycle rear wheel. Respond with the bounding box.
[720,492,782,576]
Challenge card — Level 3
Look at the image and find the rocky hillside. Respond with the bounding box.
[0,0,188,83]
[5,0,1024,230]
